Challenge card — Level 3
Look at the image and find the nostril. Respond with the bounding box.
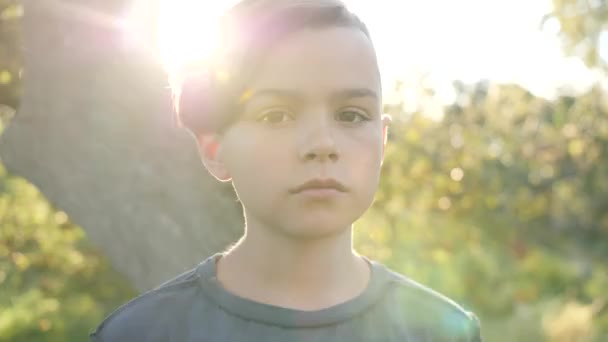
[305,152,317,161]
[305,152,338,162]
[299,135,340,161]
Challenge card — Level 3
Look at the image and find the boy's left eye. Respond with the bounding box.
[336,109,370,123]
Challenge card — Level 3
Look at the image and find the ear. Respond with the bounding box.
[380,114,392,165]
[196,133,232,182]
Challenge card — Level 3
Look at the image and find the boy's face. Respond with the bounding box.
[200,26,389,239]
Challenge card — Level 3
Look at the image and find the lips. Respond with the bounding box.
[289,178,348,194]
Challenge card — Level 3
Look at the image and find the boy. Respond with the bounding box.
[91,0,483,341]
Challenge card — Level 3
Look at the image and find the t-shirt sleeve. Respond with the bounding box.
[385,272,484,341]
[89,267,202,341]
[465,310,483,342]
[88,297,163,342]
[437,304,483,341]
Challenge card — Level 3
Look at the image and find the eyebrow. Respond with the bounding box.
[331,88,379,101]
[239,87,379,104]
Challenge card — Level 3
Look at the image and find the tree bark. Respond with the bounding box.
[0,0,243,291]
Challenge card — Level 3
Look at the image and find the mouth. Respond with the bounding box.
[289,178,348,194]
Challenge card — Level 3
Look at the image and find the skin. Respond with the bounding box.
[197,26,391,310]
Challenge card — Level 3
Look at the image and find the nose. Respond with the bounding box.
[298,113,340,162]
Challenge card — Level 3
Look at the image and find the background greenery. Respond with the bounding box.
[1,0,607,341]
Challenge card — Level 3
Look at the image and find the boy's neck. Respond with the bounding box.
[215,223,371,311]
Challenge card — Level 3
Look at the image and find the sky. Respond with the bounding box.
[149,0,600,105]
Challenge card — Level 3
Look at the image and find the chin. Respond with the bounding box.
[278,220,352,241]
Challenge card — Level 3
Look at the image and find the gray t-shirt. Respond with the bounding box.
[90,254,482,341]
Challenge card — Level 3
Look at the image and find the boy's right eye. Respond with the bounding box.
[257,108,292,124]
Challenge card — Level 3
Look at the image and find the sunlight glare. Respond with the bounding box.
[157,0,235,72]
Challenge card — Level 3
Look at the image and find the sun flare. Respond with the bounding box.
[156,0,236,72]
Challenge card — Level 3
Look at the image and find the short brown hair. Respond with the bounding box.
[172,0,373,137]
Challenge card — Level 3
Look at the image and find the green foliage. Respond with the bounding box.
[0,119,136,341]
[0,0,22,109]
[547,0,608,69]
[355,81,608,341]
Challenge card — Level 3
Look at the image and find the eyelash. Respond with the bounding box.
[256,107,371,124]
[257,108,293,124]
[336,108,371,123]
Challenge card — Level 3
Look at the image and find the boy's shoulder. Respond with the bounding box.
[90,264,203,342]
[377,263,482,341]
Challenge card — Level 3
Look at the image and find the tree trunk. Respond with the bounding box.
[0,0,242,291]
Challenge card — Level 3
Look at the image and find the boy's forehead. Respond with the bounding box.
[245,27,381,95]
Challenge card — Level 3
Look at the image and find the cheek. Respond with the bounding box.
[222,128,290,194]
[336,130,382,209]
[348,126,384,171]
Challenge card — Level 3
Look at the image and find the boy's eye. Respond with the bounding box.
[336,108,370,123]
[257,108,292,124]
